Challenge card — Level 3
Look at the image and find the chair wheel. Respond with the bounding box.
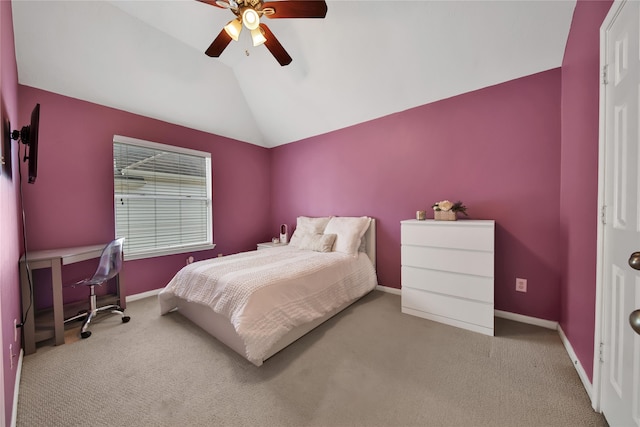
[81,331,92,339]
[122,316,131,323]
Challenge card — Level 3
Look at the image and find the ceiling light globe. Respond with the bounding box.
[242,8,260,30]
[251,28,266,46]
[224,19,242,41]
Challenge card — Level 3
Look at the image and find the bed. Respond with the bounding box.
[158,216,377,366]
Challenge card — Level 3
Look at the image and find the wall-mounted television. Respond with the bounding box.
[10,103,40,184]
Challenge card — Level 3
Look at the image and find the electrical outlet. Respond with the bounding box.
[516,278,527,293]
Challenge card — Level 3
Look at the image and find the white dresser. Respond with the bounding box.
[400,219,495,336]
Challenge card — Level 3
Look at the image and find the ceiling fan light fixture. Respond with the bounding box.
[202,0,328,66]
[242,8,260,30]
[251,28,266,46]
[224,18,242,41]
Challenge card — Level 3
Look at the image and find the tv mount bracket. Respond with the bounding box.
[10,127,30,144]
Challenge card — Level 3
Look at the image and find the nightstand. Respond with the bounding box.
[257,242,287,250]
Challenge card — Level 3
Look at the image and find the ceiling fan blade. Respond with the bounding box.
[205,29,233,57]
[262,1,327,19]
[196,0,229,8]
[260,24,292,66]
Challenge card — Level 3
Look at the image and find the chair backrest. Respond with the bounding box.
[93,238,125,282]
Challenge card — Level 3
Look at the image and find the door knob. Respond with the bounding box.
[629,252,640,270]
[630,310,640,335]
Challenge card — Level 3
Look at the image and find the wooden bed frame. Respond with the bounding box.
[172,219,377,366]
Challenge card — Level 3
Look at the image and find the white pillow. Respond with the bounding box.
[289,216,332,247]
[297,216,332,233]
[323,216,371,255]
[296,233,337,252]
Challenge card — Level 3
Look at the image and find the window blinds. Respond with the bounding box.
[113,136,213,260]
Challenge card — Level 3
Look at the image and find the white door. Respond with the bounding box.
[600,0,640,425]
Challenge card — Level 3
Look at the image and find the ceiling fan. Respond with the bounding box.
[197,0,327,66]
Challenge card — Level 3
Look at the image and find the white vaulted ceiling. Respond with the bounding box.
[11,0,576,148]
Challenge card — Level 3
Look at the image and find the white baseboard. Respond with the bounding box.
[558,325,593,400]
[376,285,401,295]
[494,309,558,330]
[11,350,23,427]
[126,288,161,303]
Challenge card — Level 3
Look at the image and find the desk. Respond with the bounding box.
[19,244,125,355]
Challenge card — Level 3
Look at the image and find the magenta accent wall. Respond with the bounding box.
[559,0,613,382]
[1,0,24,424]
[271,69,563,321]
[17,85,273,299]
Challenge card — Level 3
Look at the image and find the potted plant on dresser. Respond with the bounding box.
[432,200,468,221]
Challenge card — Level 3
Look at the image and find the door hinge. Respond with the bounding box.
[599,342,605,363]
[602,65,609,85]
[601,205,607,224]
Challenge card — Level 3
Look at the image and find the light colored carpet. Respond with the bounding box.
[16,291,607,426]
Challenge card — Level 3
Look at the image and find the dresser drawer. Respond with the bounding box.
[401,287,494,330]
[401,245,494,277]
[401,222,494,251]
[401,266,493,303]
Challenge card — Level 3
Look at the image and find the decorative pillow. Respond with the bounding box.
[323,216,371,255]
[296,233,337,252]
[289,216,332,247]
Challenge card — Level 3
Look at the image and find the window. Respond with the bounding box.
[113,135,213,260]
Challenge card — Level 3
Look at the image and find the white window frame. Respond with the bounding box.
[113,135,214,261]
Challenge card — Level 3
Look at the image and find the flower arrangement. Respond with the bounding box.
[432,200,468,216]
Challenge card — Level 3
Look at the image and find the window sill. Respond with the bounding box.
[123,243,216,261]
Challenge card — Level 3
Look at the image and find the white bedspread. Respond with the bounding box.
[158,246,377,364]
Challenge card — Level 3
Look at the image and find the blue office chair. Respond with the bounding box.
[64,237,130,338]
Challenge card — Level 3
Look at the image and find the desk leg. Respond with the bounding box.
[19,262,36,355]
[117,269,126,310]
[51,259,65,346]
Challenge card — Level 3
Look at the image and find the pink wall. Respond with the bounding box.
[17,85,273,299]
[271,69,563,321]
[559,0,612,382]
[1,0,25,424]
